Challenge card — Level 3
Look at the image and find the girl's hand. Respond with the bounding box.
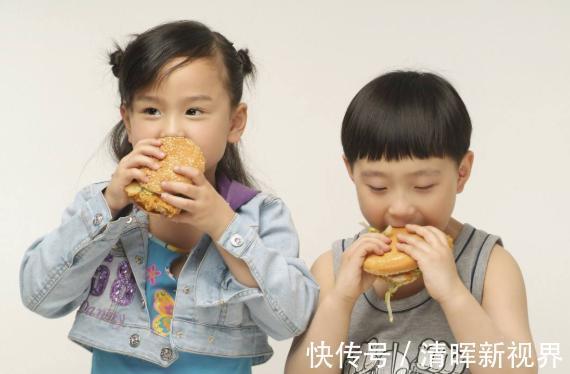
[159,167,236,240]
[332,233,391,307]
[104,138,165,216]
[396,224,465,304]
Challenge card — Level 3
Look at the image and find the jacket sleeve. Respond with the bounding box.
[19,182,132,318]
[216,195,319,340]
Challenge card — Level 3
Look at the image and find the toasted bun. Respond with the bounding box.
[125,137,206,217]
[362,226,454,277]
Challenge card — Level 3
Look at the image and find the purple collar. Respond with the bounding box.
[216,174,259,211]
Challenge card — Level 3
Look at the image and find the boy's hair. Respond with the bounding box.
[341,71,472,167]
[106,20,256,187]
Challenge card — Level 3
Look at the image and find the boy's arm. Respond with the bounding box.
[441,244,538,374]
[285,251,349,374]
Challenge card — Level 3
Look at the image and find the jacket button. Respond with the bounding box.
[129,334,140,348]
[92,213,104,226]
[208,336,215,344]
[230,234,244,247]
[160,347,173,361]
[182,286,191,294]
[135,255,143,265]
[126,216,133,224]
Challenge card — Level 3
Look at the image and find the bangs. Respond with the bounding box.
[120,22,215,106]
[341,71,471,165]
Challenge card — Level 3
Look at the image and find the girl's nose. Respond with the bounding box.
[160,117,185,138]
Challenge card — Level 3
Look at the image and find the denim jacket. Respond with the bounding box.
[20,178,319,367]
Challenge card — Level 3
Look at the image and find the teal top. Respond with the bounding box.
[91,235,252,373]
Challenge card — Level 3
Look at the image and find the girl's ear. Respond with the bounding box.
[227,103,247,144]
[343,155,355,182]
[457,151,474,193]
[120,105,132,143]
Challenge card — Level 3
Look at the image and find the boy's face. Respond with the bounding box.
[345,153,473,232]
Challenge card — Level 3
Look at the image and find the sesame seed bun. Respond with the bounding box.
[124,137,206,218]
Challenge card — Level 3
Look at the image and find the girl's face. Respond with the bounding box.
[122,56,247,182]
[345,153,473,232]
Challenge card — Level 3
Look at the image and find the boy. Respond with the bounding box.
[286,71,537,374]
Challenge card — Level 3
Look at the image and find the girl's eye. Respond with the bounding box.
[143,108,161,116]
[186,108,203,116]
[415,184,435,191]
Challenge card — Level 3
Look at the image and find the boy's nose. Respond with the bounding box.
[387,198,416,225]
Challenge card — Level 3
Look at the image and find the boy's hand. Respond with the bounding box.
[395,224,466,304]
[158,167,236,241]
[332,233,391,307]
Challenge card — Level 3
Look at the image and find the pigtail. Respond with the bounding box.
[109,43,124,78]
[236,49,256,80]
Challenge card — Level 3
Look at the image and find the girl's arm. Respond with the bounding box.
[19,182,130,318]
[213,196,320,340]
[440,244,538,374]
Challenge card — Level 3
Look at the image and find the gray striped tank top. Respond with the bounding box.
[331,223,502,374]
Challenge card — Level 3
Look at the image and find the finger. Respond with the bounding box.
[395,242,424,262]
[423,226,450,248]
[160,191,196,212]
[348,237,390,255]
[397,232,431,251]
[126,168,150,184]
[124,154,161,171]
[405,224,443,248]
[136,144,166,161]
[347,238,390,260]
[360,232,392,244]
[174,166,206,185]
[160,181,199,199]
[134,138,163,148]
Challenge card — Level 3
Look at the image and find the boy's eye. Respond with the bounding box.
[143,108,161,116]
[186,108,203,116]
[369,185,387,192]
[415,184,435,190]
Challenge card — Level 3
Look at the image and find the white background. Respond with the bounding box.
[1,1,569,373]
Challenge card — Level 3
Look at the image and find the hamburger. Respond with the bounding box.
[363,225,453,322]
[124,136,206,218]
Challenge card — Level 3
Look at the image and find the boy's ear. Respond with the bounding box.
[227,103,248,144]
[120,105,132,143]
[457,151,474,193]
[343,155,355,181]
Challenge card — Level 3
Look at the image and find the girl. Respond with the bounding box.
[285,71,537,373]
[20,20,318,373]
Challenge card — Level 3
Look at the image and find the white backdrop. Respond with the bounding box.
[1,1,569,373]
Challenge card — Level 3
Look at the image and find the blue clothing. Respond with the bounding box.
[20,175,319,368]
[91,234,251,373]
[92,349,251,373]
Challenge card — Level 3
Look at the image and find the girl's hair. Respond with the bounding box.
[341,71,472,167]
[106,20,256,187]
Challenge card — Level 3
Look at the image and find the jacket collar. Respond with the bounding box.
[132,174,258,224]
